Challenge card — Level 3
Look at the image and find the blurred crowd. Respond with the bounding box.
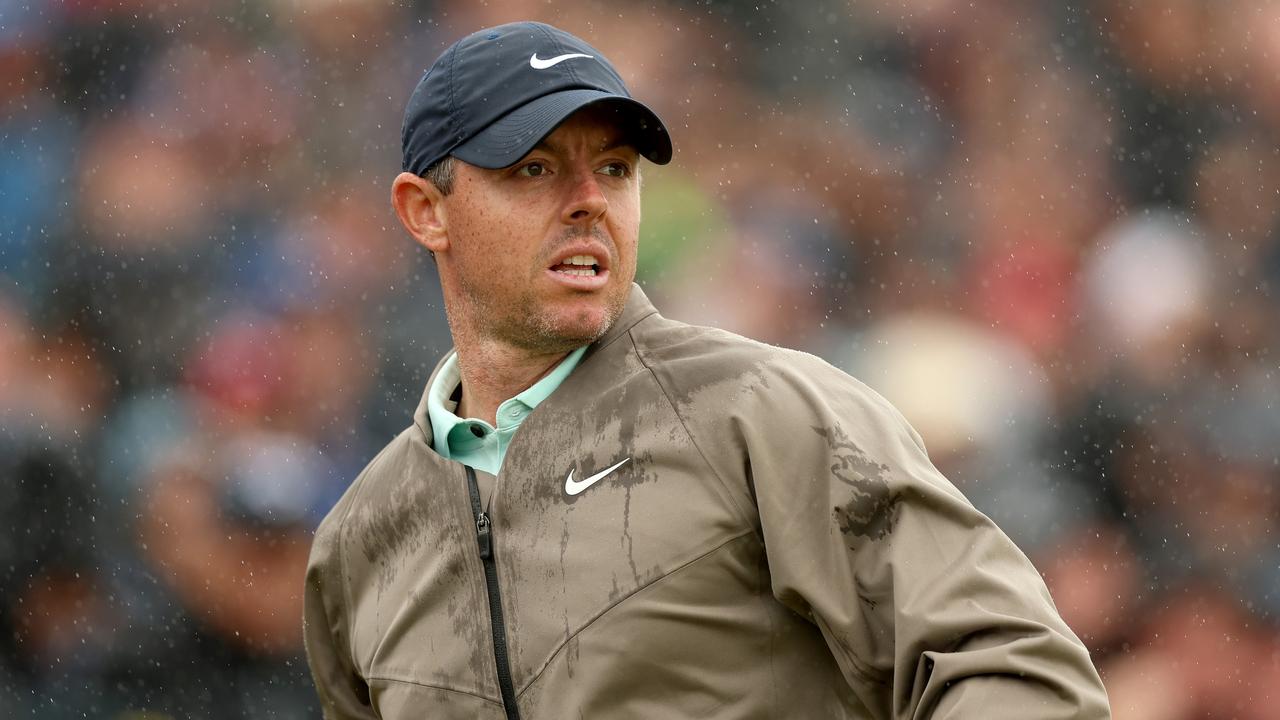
[2,0,1278,717]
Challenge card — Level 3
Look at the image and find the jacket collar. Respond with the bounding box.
[413,283,659,442]
[582,283,659,362]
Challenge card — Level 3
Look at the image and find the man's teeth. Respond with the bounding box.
[555,255,599,276]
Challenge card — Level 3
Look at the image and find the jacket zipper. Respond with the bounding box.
[465,466,521,720]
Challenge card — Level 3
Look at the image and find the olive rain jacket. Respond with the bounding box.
[304,285,1111,719]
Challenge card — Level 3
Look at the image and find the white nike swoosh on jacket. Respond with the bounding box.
[564,457,629,496]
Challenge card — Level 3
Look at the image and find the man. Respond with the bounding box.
[303,21,1111,719]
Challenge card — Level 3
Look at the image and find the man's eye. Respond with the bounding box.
[517,162,547,177]
[598,162,630,177]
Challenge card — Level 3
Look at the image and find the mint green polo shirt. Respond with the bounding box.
[426,346,587,475]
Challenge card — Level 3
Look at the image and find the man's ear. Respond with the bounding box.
[391,172,448,255]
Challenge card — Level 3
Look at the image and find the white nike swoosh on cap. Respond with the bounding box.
[564,457,629,496]
[530,52,594,70]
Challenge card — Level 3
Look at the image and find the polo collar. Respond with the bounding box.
[423,345,588,461]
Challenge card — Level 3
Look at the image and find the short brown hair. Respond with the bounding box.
[423,156,455,196]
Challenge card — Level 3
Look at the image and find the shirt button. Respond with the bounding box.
[508,408,522,418]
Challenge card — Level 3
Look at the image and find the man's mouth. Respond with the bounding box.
[551,254,600,277]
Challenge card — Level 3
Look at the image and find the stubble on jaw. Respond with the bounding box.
[453,227,630,356]
[450,283,625,357]
[529,282,628,348]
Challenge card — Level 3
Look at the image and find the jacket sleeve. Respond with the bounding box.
[742,355,1111,719]
[303,504,379,719]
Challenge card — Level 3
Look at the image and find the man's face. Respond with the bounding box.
[438,105,642,354]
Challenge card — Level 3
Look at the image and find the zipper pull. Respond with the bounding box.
[476,512,493,560]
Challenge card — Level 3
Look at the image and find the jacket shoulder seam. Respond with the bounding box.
[626,325,760,529]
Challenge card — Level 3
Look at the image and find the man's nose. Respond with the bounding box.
[561,169,608,225]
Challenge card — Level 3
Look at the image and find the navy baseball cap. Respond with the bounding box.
[401,21,673,175]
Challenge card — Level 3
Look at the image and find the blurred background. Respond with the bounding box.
[2,0,1278,717]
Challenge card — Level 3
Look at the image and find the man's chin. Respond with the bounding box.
[527,300,622,350]
[540,312,612,346]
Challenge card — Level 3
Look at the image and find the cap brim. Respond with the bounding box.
[451,89,672,169]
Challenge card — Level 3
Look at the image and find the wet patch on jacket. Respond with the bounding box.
[442,578,501,688]
[635,322,775,417]
[499,345,664,510]
[344,442,497,692]
[351,444,466,597]
[815,424,897,545]
[354,455,434,593]
[485,324,765,683]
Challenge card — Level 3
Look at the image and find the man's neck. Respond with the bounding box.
[453,340,571,426]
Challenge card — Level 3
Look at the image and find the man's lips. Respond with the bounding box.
[546,261,609,290]
[545,241,612,289]
[547,241,611,272]
[545,239,614,286]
